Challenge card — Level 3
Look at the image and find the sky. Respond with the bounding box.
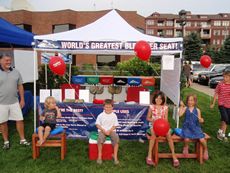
[0,0,230,17]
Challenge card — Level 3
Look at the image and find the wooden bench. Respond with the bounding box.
[32,132,67,160]
[153,133,210,166]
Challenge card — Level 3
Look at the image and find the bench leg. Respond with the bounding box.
[32,134,37,159]
[154,139,159,166]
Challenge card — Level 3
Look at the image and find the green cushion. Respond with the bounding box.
[89,131,111,141]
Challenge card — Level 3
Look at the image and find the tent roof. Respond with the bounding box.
[0,17,34,46]
[34,10,183,55]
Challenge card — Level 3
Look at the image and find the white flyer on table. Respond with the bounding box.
[65,89,75,99]
[39,89,50,103]
[51,89,62,102]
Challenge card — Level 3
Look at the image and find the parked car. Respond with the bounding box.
[191,64,214,82]
[198,64,229,85]
[209,76,223,88]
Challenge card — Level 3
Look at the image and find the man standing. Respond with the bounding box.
[183,61,192,87]
[0,54,30,149]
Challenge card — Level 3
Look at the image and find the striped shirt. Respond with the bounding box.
[215,82,230,108]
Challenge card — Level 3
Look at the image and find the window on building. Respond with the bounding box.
[214,21,221,26]
[147,20,154,25]
[222,40,224,45]
[97,55,120,68]
[186,22,191,27]
[157,21,164,26]
[222,21,230,26]
[166,20,173,26]
[194,22,197,27]
[203,29,210,35]
[213,30,221,36]
[52,24,76,33]
[16,24,32,32]
[166,30,173,35]
[185,31,191,36]
[175,30,182,37]
[175,21,181,27]
[213,39,216,45]
[222,30,229,36]
[216,39,220,45]
[157,30,164,36]
[200,22,208,27]
[146,29,154,35]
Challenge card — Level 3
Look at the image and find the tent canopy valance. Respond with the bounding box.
[34,10,183,55]
[0,17,34,46]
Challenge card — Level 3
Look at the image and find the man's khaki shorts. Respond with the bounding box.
[0,102,24,123]
[98,131,119,145]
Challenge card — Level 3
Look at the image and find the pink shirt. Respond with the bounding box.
[215,82,230,108]
[149,105,168,120]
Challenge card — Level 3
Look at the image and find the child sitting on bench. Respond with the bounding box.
[146,91,179,167]
[179,94,208,160]
[37,96,62,145]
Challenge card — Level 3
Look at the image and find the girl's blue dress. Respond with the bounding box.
[181,107,205,139]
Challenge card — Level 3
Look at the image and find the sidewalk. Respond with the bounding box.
[190,83,214,97]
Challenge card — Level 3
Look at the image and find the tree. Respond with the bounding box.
[184,32,203,61]
[205,46,221,63]
[116,57,157,76]
[219,36,230,63]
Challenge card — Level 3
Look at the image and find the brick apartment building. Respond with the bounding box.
[1,9,230,66]
[146,11,230,49]
[0,9,145,66]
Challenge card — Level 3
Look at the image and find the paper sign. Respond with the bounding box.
[79,89,90,103]
[139,91,150,105]
[65,89,75,99]
[51,89,62,102]
[39,89,51,103]
[162,55,174,70]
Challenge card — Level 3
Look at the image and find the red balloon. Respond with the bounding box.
[49,56,66,76]
[200,55,212,68]
[134,40,151,61]
[153,118,170,136]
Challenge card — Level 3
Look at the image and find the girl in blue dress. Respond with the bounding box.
[179,94,208,160]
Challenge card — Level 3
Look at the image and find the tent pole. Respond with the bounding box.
[69,63,71,84]
[33,50,37,132]
[45,64,48,89]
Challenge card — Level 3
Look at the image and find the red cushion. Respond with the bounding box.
[93,99,104,104]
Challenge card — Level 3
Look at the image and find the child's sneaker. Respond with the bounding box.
[2,141,10,150]
[217,132,224,141]
[19,139,30,146]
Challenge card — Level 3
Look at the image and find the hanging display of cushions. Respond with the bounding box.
[114,77,127,85]
[89,86,104,94]
[127,77,141,86]
[100,76,114,85]
[141,77,155,86]
[108,86,122,94]
[71,76,86,84]
[86,76,99,84]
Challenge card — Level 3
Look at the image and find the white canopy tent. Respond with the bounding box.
[33,10,183,130]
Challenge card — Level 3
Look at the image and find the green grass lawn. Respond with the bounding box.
[1,88,230,173]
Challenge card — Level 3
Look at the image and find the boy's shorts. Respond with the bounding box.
[0,102,23,123]
[219,106,230,125]
[98,131,119,145]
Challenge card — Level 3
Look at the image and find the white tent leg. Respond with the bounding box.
[33,50,37,132]
[45,64,48,89]
[69,63,71,84]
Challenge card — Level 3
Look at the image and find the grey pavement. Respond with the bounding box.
[190,83,214,97]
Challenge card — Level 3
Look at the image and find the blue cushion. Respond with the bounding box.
[36,126,64,135]
[174,128,182,136]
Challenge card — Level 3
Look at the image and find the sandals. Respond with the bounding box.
[203,150,209,161]
[146,157,155,166]
[19,139,30,146]
[173,159,180,167]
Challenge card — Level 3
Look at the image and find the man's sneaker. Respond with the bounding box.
[3,142,10,150]
[20,139,30,146]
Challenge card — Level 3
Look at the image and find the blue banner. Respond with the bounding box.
[39,103,149,140]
